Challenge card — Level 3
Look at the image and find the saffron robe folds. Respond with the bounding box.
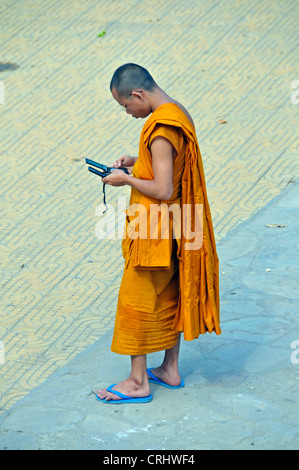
[111,103,220,355]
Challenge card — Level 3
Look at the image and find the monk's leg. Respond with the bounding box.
[97,355,151,401]
[148,333,182,386]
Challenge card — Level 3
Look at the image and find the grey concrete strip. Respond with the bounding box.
[0,182,298,450]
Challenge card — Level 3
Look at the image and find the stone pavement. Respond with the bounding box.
[0,180,298,450]
[0,0,298,451]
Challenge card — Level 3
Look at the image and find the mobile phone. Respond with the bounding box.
[85,158,129,177]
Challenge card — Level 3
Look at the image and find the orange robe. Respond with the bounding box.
[111,103,220,355]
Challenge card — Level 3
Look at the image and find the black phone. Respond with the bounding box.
[85,158,129,178]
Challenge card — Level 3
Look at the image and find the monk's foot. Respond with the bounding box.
[148,365,182,387]
[96,378,151,402]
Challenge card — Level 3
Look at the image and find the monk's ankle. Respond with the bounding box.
[129,374,148,388]
[161,362,179,375]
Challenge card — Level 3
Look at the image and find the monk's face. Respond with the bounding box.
[111,87,151,119]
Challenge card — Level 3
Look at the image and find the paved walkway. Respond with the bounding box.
[1,180,298,450]
[0,0,298,450]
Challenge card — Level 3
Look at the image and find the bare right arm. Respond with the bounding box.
[104,137,174,200]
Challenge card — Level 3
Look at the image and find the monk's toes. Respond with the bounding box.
[97,388,108,399]
[96,389,118,401]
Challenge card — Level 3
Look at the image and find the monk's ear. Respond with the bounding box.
[131,90,144,101]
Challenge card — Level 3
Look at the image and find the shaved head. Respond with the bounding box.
[110,63,158,98]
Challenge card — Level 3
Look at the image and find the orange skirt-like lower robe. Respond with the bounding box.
[111,244,180,355]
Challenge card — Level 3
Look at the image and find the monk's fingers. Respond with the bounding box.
[102,170,127,186]
[110,156,127,167]
[111,155,135,169]
[110,160,122,168]
[101,174,115,185]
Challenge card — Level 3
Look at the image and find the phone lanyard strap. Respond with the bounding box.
[102,183,108,213]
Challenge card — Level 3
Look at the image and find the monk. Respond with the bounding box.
[96,64,220,403]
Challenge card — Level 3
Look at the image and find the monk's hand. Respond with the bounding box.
[111,155,136,174]
[102,169,130,186]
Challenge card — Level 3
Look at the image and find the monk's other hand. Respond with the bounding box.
[102,169,130,186]
[111,155,136,170]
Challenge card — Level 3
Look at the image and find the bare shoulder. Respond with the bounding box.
[173,100,195,128]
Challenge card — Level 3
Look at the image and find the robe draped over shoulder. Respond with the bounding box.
[112,103,220,354]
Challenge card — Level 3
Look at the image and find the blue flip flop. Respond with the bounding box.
[96,384,153,404]
[147,368,185,389]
